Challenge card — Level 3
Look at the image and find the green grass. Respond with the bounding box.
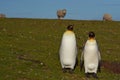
[0,18,120,80]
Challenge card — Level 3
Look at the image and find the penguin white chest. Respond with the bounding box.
[84,44,98,62]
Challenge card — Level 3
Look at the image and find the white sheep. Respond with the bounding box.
[0,14,6,18]
[57,9,67,19]
[103,13,112,21]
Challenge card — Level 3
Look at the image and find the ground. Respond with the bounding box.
[0,18,120,80]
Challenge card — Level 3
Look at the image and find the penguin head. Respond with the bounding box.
[88,31,95,39]
[67,25,74,31]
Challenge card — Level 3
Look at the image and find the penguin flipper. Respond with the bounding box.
[98,60,101,72]
[80,49,84,71]
[80,60,84,71]
[75,57,78,66]
[97,50,101,72]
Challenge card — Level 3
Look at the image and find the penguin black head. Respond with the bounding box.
[67,25,74,31]
[89,31,95,38]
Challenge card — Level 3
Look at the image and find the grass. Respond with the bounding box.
[0,18,120,80]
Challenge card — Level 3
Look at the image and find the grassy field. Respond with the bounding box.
[0,18,120,80]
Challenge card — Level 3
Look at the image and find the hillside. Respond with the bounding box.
[0,18,120,80]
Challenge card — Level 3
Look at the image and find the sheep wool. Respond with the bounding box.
[57,9,66,19]
[103,13,112,21]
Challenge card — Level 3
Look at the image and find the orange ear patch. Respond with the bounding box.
[65,30,74,35]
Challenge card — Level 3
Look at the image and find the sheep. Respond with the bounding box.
[57,9,67,19]
[0,14,6,18]
[103,13,112,21]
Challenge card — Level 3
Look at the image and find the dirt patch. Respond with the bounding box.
[17,54,46,66]
[102,61,120,74]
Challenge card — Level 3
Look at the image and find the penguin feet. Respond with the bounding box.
[92,73,98,79]
[85,73,99,79]
[69,69,74,74]
[85,73,90,78]
[62,68,67,73]
[62,68,74,74]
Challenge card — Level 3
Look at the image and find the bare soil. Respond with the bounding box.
[102,61,120,74]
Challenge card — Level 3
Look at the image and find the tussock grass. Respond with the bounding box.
[0,18,120,80]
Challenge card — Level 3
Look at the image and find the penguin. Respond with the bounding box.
[80,31,101,78]
[59,25,77,73]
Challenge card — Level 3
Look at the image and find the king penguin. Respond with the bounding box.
[80,31,101,78]
[59,25,77,73]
